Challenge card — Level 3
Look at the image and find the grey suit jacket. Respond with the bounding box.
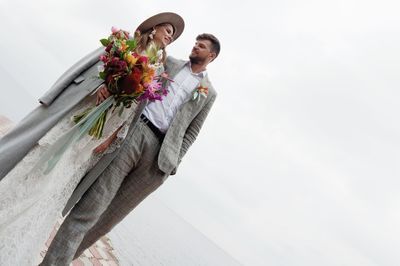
[63,56,217,215]
[158,56,217,174]
[0,47,216,215]
[0,47,105,180]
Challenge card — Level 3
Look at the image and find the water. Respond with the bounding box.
[108,195,242,266]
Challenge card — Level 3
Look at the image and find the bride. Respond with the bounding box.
[0,12,184,265]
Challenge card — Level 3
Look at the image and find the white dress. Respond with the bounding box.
[0,92,137,265]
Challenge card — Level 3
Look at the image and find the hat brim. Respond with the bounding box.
[136,12,184,42]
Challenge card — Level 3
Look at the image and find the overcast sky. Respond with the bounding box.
[1,0,400,265]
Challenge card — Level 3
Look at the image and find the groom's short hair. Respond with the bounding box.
[196,33,220,58]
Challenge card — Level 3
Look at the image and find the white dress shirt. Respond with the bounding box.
[142,62,206,133]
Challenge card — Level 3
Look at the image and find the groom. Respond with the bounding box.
[41,33,221,265]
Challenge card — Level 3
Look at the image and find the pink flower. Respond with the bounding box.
[139,79,167,102]
[111,26,119,33]
[145,79,162,92]
[99,55,107,62]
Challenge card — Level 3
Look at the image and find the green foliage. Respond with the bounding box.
[145,41,160,64]
[72,107,93,123]
[73,107,109,139]
[126,39,138,51]
[100,38,110,46]
[99,72,106,80]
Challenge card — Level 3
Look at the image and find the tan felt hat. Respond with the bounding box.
[136,12,185,42]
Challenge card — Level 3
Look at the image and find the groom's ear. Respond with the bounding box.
[209,52,217,62]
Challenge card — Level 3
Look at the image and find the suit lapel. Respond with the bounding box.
[166,82,211,141]
[166,59,187,79]
[163,59,211,137]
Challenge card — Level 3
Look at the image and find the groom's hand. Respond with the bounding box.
[96,84,111,105]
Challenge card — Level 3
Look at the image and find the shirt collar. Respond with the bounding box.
[186,61,207,79]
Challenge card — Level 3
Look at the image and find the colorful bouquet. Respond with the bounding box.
[73,27,169,138]
[32,27,172,175]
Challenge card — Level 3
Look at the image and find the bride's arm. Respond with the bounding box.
[93,124,124,154]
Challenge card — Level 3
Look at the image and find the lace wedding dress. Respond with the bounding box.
[0,92,136,265]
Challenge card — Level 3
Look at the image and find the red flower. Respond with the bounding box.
[132,67,142,83]
[106,75,114,85]
[118,75,137,94]
[118,67,143,94]
[106,58,127,74]
[137,56,148,65]
[105,43,113,53]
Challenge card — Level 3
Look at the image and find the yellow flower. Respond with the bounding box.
[124,53,138,67]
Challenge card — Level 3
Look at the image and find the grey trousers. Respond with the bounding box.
[41,120,167,265]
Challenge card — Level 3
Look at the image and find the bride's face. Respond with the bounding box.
[153,24,174,48]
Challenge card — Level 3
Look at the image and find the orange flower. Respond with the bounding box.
[198,86,209,95]
[135,83,145,93]
[119,40,128,52]
[142,67,156,84]
[192,83,209,101]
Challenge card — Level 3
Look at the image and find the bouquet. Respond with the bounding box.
[33,27,171,174]
[73,27,169,138]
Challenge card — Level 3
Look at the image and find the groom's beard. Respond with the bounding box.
[189,55,205,65]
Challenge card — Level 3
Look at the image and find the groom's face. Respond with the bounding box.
[189,39,215,64]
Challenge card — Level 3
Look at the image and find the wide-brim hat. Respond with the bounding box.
[136,12,185,42]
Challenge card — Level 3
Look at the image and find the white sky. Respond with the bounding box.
[1,0,400,265]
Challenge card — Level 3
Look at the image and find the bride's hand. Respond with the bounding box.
[96,84,111,105]
[93,125,123,154]
[93,137,114,154]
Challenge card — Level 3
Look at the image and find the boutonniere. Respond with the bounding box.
[192,79,209,102]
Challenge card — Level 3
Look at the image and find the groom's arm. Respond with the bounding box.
[170,93,217,175]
